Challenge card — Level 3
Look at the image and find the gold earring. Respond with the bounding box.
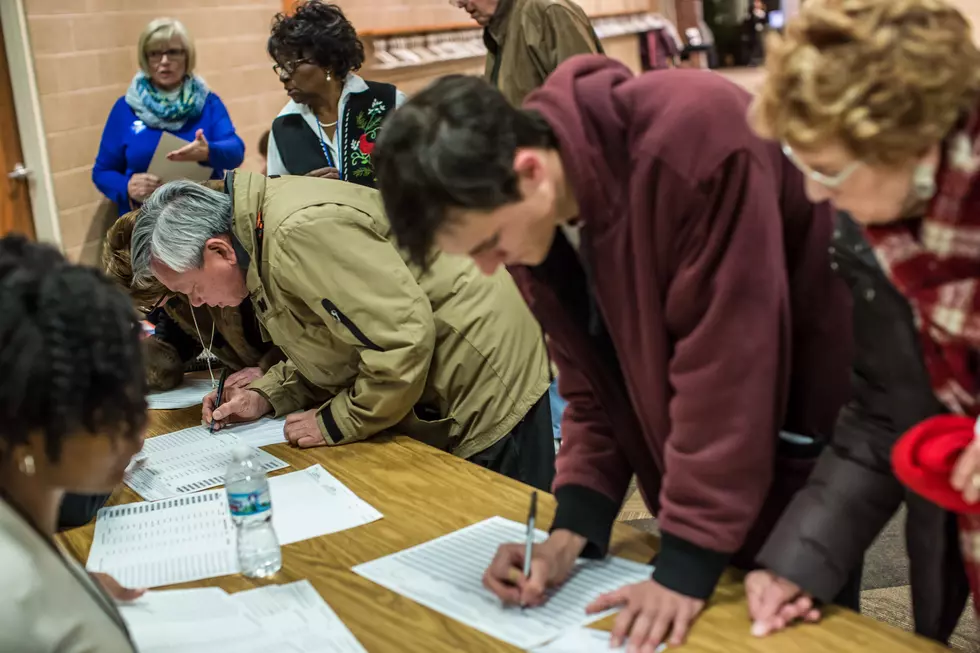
[19,455,35,476]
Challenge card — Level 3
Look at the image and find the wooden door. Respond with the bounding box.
[0,21,35,238]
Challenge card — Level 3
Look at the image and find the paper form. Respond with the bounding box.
[147,131,214,183]
[146,377,215,410]
[125,426,289,501]
[86,490,239,588]
[268,464,382,545]
[353,516,655,649]
[529,628,660,653]
[223,416,288,448]
[118,588,259,652]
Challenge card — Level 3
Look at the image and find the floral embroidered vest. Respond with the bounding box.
[270,81,397,188]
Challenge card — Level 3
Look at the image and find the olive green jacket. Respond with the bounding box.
[233,172,551,459]
[485,0,603,106]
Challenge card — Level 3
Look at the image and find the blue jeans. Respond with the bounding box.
[548,379,567,442]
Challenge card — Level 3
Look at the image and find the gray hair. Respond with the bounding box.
[131,180,233,284]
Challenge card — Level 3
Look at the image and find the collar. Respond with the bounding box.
[487,0,516,44]
[281,73,371,119]
[232,233,251,271]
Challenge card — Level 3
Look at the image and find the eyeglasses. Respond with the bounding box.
[782,142,860,189]
[147,48,187,63]
[272,58,313,78]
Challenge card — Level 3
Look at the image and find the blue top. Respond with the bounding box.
[92,93,245,215]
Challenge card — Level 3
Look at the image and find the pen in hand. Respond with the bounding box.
[209,367,230,433]
[521,491,537,609]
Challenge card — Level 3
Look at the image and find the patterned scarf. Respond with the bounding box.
[864,105,980,416]
[124,72,209,131]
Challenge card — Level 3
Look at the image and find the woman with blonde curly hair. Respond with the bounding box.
[746,0,980,642]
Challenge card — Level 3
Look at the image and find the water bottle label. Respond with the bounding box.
[228,489,271,517]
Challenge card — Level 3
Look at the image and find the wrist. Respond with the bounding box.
[545,529,586,567]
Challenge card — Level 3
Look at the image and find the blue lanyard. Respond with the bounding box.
[315,119,336,170]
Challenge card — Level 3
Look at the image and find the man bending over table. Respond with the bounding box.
[372,57,852,649]
[129,171,556,491]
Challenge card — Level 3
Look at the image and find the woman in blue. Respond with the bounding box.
[93,18,244,216]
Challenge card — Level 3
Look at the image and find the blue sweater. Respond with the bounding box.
[92,93,245,215]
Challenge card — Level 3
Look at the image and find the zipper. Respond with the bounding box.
[321,299,382,351]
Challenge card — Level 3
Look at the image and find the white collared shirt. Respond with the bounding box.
[266,73,407,178]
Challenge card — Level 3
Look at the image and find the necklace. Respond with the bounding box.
[190,307,218,389]
[318,119,337,128]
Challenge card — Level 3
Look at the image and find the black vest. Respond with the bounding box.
[270,81,397,188]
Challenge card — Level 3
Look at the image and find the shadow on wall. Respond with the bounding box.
[77,199,122,266]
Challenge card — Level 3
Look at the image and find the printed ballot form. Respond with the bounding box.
[353,517,654,649]
[90,466,382,588]
[124,427,289,501]
[146,377,215,410]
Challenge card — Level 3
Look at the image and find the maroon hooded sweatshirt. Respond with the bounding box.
[509,56,852,599]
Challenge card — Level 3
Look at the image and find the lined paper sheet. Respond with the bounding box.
[146,377,215,409]
[269,464,382,545]
[125,426,289,501]
[353,517,654,649]
[529,628,654,653]
[87,490,238,588]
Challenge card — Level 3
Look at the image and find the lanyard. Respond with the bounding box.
[315,120,336,170]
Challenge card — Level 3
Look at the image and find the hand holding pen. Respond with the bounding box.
[209,367,230,433]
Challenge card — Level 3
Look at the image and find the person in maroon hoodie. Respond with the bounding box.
[373,55,851,650]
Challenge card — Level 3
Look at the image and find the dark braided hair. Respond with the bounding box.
[0,235,147,463]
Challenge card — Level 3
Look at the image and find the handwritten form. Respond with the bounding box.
[118,581,366,653]
[124,426,289,501]
[146,377,215,410]
[223,416,288,448]
[90,467,382,587]
[87,490,239,588]
[353,517,654,649]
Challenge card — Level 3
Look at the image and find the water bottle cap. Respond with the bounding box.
[231,443,252,461]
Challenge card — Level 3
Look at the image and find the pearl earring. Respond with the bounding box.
[912,162,937,201]
[325,71,332,82]
[18,455,35,476]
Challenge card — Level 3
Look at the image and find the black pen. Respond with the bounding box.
[521,491,537,609]
[209,367,230,434]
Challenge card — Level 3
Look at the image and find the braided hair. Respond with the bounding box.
[0,235,147,463]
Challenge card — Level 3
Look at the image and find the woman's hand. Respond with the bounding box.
[127,173,161,202]
[951,435,980,503]
[167,129,210,163]
[307,167,340,179]
[745,570,821,637]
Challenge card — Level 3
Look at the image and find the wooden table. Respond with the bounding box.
[59,408,945,652]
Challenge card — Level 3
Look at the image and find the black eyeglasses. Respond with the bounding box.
[272,58,313,78]
[147,48,187,63]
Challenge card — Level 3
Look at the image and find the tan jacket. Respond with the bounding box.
[0,499,135,652]
[485,0,603,106]
[233,172,551,459]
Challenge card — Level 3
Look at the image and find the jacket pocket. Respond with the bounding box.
[401,405,460,453]
[321,299,382,351]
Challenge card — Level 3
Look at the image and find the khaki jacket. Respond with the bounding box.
[485,0,603,106]
[234,172,551,459]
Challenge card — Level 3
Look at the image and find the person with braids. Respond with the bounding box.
[0,235,147,652]
[744,0,980,642]
[265,1,406,186]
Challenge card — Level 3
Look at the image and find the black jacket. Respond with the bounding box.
[757,213,970,642]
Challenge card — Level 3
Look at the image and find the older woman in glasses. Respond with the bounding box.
[265,1,405,186]
[93,18,244,215]
[745,0,980,643]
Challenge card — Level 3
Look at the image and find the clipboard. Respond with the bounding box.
[147,131,214,183]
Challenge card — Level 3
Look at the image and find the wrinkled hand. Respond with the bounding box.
[167,128,210,163]
[284,409,326,448]
[745,570,821,637]
[224,366,264,389]
[127,173,161,202]
[202,387,271,431]
[90,572,145,602]
[952,437,980,503]
[587,579,705,650]
[483,529,584,606]
[306,166,340,179]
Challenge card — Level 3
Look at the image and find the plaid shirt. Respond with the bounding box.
[865,109,980,415]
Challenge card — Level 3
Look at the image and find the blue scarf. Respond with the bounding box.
[125,72,209,131]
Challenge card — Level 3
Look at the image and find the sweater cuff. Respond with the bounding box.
[652,531,730,600]
[317,402,348,445]
[551,485,620,559]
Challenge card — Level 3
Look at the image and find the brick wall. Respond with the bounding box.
[25,0,284,263]
[23,0,649,263]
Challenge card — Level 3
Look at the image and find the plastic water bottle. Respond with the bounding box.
[225,444,282,578]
